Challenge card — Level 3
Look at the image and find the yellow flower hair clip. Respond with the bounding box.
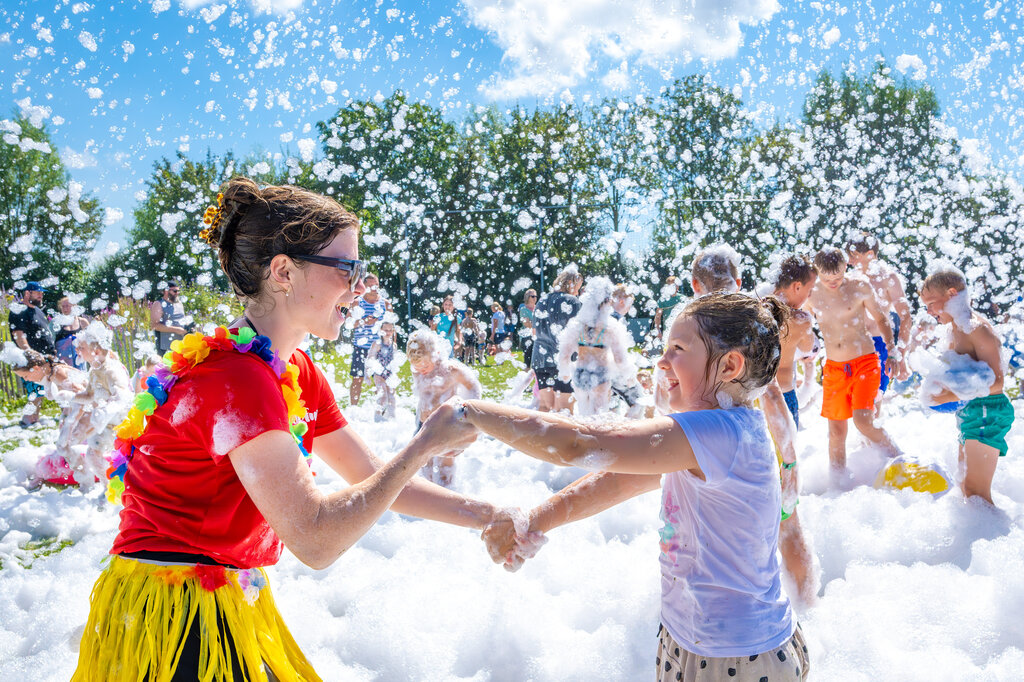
[200,193,225,246]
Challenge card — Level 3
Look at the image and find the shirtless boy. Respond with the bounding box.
[772,254,819,428]
[919,267,1013,505]
[765,253,821,605]
[693,245,820,604]
[847,233,912,393]
[806,247,901,479]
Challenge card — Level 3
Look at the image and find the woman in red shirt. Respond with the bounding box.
[73,178,507,681]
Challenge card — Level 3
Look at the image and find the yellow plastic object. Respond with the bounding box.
[873,457,951,496]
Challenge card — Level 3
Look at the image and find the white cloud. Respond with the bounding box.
[895,53,928,80]
[463,0,780,99]
[103,207,124,225]
[822,27,840,48]
[62,145,98,168]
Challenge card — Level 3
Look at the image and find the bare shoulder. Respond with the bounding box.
[849,275,875,299]
[968,315,1001,347]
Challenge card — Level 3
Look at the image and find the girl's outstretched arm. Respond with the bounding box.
[531,471,661,532]
[482,471,660,563]
[460,399,699,476]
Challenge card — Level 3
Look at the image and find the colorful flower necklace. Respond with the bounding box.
[106,326,309,505]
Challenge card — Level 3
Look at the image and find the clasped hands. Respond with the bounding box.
[416,398,548,571]
[481,507,547,572]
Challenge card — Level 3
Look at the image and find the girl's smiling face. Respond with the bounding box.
[657,315,714,412]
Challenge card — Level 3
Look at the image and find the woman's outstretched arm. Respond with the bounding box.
[460,399,699,476]
[312,425,501,530]
[230,402,480,570]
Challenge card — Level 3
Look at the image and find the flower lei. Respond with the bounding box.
[106,326,309,505]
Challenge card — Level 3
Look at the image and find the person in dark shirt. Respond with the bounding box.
[530,267,583,412]
[9,282,57,426]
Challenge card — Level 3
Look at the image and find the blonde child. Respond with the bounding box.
[918,266,1013,505]
[366,319,400,422]
[407,329,482,486]
[454,293,808,680]
[130,354,163,393]
[68,322,133,487]
[555,276,633,417]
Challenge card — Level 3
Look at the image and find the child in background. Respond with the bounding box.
[489,302,508,354]
[407,329,483,486]
[68,322,133,487]
[1,345,89,485]
[130,354,163,393]
[556,276,633,417]
[919,266,1013,506]
[366,318,400,422]
[456,293,807,680]
[691,243,743,296]
[460,308,483,365]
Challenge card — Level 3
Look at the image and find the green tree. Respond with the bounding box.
[0,113,103,298]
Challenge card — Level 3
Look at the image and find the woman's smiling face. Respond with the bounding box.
[291,229,365,341]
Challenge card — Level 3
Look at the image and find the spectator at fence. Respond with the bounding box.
[150,281,187,354]
[9,281,56,427]
[54,296,90,370]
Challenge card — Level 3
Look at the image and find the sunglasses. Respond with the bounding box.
[290,254,367,286]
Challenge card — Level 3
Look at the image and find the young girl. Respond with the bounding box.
[366,318,400,421]
[73,178,511,681]
[555,276,633,417]
[407,328,482,486]
[459,308,482,365]
[1,345,89,485]
[68,322,133,487]
[447,293,809,681]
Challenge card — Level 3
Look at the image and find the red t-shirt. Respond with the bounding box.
[110,348,347,568]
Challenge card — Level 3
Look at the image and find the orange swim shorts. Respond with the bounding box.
[821,352,881,421]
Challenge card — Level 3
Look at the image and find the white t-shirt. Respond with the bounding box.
[659,407,793,657]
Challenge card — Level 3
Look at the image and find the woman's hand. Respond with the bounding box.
[414,398,479,460]
[481,508,518,564]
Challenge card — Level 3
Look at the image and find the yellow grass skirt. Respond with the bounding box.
[72,555,321,682]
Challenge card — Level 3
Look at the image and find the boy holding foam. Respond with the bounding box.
[919,266,1013,505]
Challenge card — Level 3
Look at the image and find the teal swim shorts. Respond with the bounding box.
[956,394,1015,456]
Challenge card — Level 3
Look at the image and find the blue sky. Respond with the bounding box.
[2,0,1021,256]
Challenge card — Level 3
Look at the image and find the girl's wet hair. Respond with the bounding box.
[203,177,360,300]
[20,348,55,371]
[682,292,789,393]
